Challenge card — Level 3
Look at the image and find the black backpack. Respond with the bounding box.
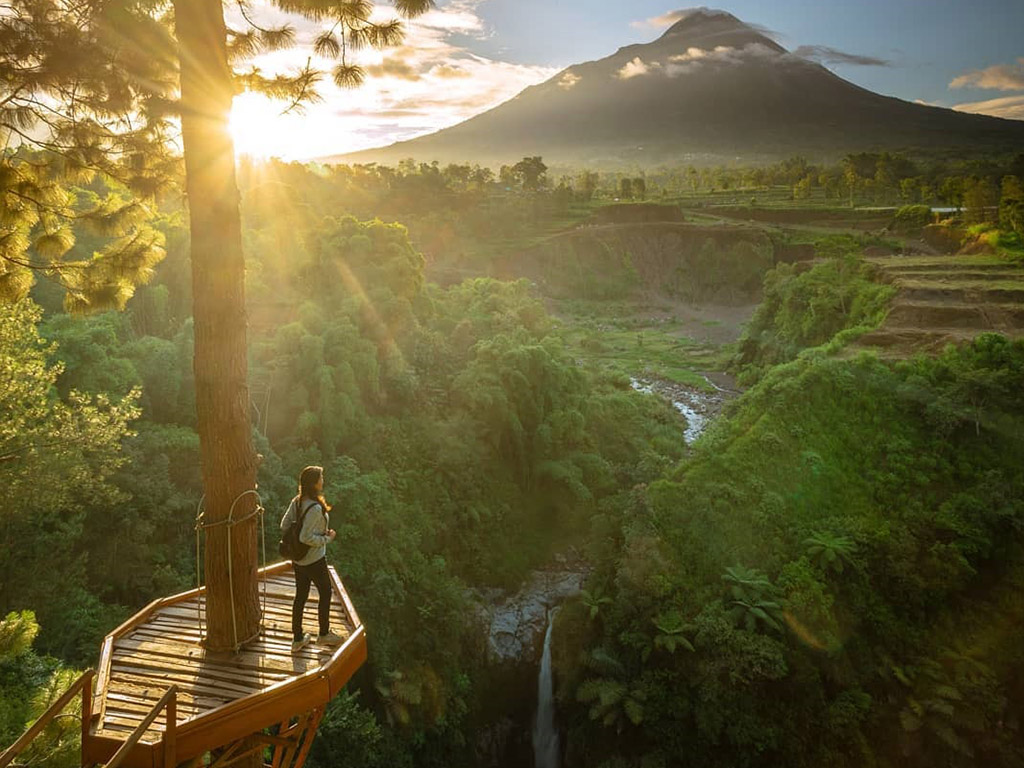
[278,497,316,561]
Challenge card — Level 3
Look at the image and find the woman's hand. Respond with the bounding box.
[327,529,337,540]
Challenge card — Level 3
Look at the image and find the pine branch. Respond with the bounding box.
[0,253,88,272]
[234,1,295,49]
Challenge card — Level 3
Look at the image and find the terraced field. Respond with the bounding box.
[856,255,1024,356]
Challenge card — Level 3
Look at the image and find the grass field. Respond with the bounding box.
[555,302,738,389]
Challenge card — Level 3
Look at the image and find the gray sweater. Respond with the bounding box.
[280,497,330,566]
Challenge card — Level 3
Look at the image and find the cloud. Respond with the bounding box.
[557,71,581,90]
[615,40,883,81]
[617,57,659,80]
[950,58,1024,91]
[663,43,788,77]
[631,7,727,30]
[792,45,889,67]
[669,46,712,62]
[668,44,751,64]
[430,63,472,79]
[412,7,486,35]
[230,1,556,159]
[365,58,422,81]
[952,95,1024,121]
[630,7,779,40]
[665,45,731,75]
[631,8,697,29]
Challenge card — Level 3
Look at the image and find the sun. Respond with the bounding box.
[229,92,358,161]
[229,92,294,159]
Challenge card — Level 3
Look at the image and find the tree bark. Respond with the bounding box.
[173,0,259,652]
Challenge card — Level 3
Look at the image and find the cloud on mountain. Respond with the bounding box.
[558,72,582,90]
[791,45,889,67]
[612,40,887,81]
[615,42,835,80]
[617,57,659,79]
[630,7,778,40]
[950,58,1024,91]
[631,7,708,29]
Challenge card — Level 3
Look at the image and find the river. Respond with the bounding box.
[630,373,739,443]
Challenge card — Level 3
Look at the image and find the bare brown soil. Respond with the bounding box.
[642,298,759,346]
[702,205,892,230]
[854,255,1024,357]
[506,222,775,305]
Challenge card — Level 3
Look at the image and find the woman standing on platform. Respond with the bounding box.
[281,465,342,651]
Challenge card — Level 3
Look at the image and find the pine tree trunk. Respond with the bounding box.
[173,0,260,653]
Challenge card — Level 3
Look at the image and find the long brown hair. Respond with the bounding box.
[297,465,331,512]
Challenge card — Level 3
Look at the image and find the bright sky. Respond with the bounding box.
[229,0,1024,161]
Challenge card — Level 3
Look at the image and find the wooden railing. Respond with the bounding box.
[0,672,177,768]
[0,669,94,768]
[105,685,177,768]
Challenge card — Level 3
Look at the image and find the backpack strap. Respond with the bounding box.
[291,496,307,529]
[296,497,324,523]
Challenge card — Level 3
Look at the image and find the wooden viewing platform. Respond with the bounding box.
[80,561,366,768]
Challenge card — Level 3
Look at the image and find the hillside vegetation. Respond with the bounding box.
[559,337,1024,768]
[734,248,897,381]
[5,150,1024,768]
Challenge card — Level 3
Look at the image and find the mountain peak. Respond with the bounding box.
[661,8,744,37]
[657,7,783,52]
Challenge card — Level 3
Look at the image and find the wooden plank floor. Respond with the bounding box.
[94,573,354,740]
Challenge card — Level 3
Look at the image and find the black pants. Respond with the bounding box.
[292,556,331,641]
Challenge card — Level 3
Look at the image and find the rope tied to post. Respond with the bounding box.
[194,489,268,653]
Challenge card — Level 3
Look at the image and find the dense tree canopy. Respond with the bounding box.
[2,141,1024,767]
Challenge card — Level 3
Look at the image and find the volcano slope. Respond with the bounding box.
[333,9,1024,167]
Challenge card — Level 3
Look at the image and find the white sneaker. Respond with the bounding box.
[317,631,343,645]
[291,633,312,652]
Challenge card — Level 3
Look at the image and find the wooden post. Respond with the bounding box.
[163,690,177,768]
[80,669,94,768]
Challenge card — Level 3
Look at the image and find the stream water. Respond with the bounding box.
[630,374,737,443]
[532,610,560,768]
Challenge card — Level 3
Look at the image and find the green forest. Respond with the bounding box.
[3,148,1024,768]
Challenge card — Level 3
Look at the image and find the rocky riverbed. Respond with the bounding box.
[631,373,739,443]
[469,553,590,766]
[472,560,590,665]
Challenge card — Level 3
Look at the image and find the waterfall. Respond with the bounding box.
[532,609,560,768]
